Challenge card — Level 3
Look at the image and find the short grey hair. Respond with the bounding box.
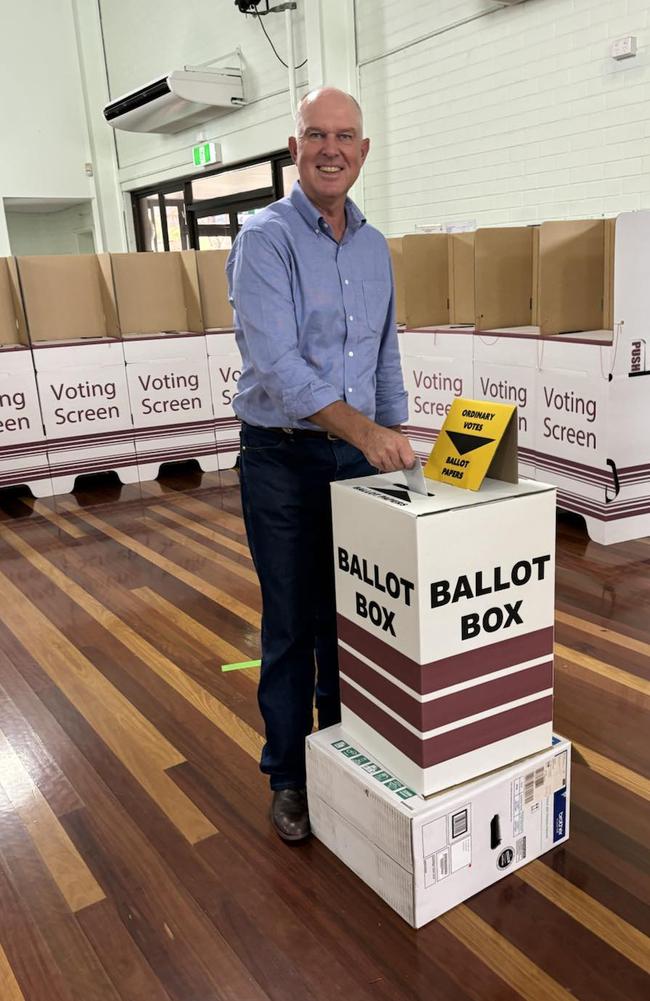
[295,87,364,138]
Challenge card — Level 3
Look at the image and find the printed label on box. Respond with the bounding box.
[421,806,472,887]
[330,739,417,802]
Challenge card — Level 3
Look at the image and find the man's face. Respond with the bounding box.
[288,93,369,208]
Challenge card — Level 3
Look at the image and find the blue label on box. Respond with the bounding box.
[553,786,567,842]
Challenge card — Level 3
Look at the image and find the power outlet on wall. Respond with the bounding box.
[611,36,637,61]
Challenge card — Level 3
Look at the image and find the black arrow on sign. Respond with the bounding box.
[446,430,495,456]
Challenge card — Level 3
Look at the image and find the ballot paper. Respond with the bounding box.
[403,459,428,495]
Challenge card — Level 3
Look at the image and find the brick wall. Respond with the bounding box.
[356,0,650,234]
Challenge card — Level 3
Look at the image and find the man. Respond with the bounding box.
[227,87,415,842]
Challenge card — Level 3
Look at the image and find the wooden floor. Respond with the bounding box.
[0,463,648,1001]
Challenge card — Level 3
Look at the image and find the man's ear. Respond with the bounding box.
[288,136,298,163]
[360,138,370,163]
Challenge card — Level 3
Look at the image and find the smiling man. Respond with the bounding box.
[226,87,414,842]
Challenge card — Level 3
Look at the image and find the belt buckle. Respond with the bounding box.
[327,432,338,441]
[281,427,294,435]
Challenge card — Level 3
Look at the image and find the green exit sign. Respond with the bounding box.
[192,142,220,167]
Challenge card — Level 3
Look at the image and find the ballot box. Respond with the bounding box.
[331,472,556,795]
[307,725,570,928]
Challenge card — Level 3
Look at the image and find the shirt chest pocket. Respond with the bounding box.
[361,279,391,333]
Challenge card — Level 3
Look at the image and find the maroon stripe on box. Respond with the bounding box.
[341,680,553,768]
[337,615,554,695]
[339,648,554,732]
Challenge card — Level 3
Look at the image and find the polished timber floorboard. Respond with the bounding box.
[0,464,647,1001]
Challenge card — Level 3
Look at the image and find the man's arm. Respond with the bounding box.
[308,400,415,473]
[229,228,340,420]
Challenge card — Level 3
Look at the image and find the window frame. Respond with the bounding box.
[132,150,296,252]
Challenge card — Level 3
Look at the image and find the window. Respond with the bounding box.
[138,195,164,252]
[164,191,190,251]
[282,163,299,194]
[191,162,273,201]
[132,152,296,252]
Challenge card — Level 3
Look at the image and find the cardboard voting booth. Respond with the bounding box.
[475,220,615,337]
[388,234,475,330]
[528,212,646,544]
[17,254,139,494]
[307,726,570,928]
[475,227,535,333]
[0,258,52,496]
[537,220,614,337]
[111,251,219,479]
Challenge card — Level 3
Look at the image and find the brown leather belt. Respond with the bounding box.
[275,427,339,441]
[242,422,339,441]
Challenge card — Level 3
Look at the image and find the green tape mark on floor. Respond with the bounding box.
[221,659,261,672]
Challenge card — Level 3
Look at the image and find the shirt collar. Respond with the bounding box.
[289,181,366,236]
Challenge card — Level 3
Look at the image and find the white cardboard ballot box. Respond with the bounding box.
[307,725,570,928]
[331,473,556,796]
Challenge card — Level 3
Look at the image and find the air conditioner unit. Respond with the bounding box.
[103,68,245,134]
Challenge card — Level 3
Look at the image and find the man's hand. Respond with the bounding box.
[360,424,416,472]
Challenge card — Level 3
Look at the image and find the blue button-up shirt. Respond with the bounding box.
[226,182,408,430]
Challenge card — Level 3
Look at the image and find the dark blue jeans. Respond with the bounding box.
[239,423,376,790]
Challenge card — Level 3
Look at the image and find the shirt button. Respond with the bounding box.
[348,315,354,322]
[348,387,353,393]
[348,351,354,357]
[344,279,349,285]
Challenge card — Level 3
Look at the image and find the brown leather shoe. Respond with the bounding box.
[271,788,310,842]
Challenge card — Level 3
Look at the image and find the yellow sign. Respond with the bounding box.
[424,398,517,490]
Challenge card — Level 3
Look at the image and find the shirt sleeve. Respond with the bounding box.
[228,227,341,421]
[374,247,409,427]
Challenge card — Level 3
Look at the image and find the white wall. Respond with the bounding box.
[5,203,95,256]
[0,0,95,254]
[356,0,650,235]
[0,0,358,256]
[98,0,309,190]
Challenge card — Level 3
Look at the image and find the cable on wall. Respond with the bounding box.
[234,1,307,70]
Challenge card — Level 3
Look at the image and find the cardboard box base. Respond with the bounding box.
[307,725,570,928]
